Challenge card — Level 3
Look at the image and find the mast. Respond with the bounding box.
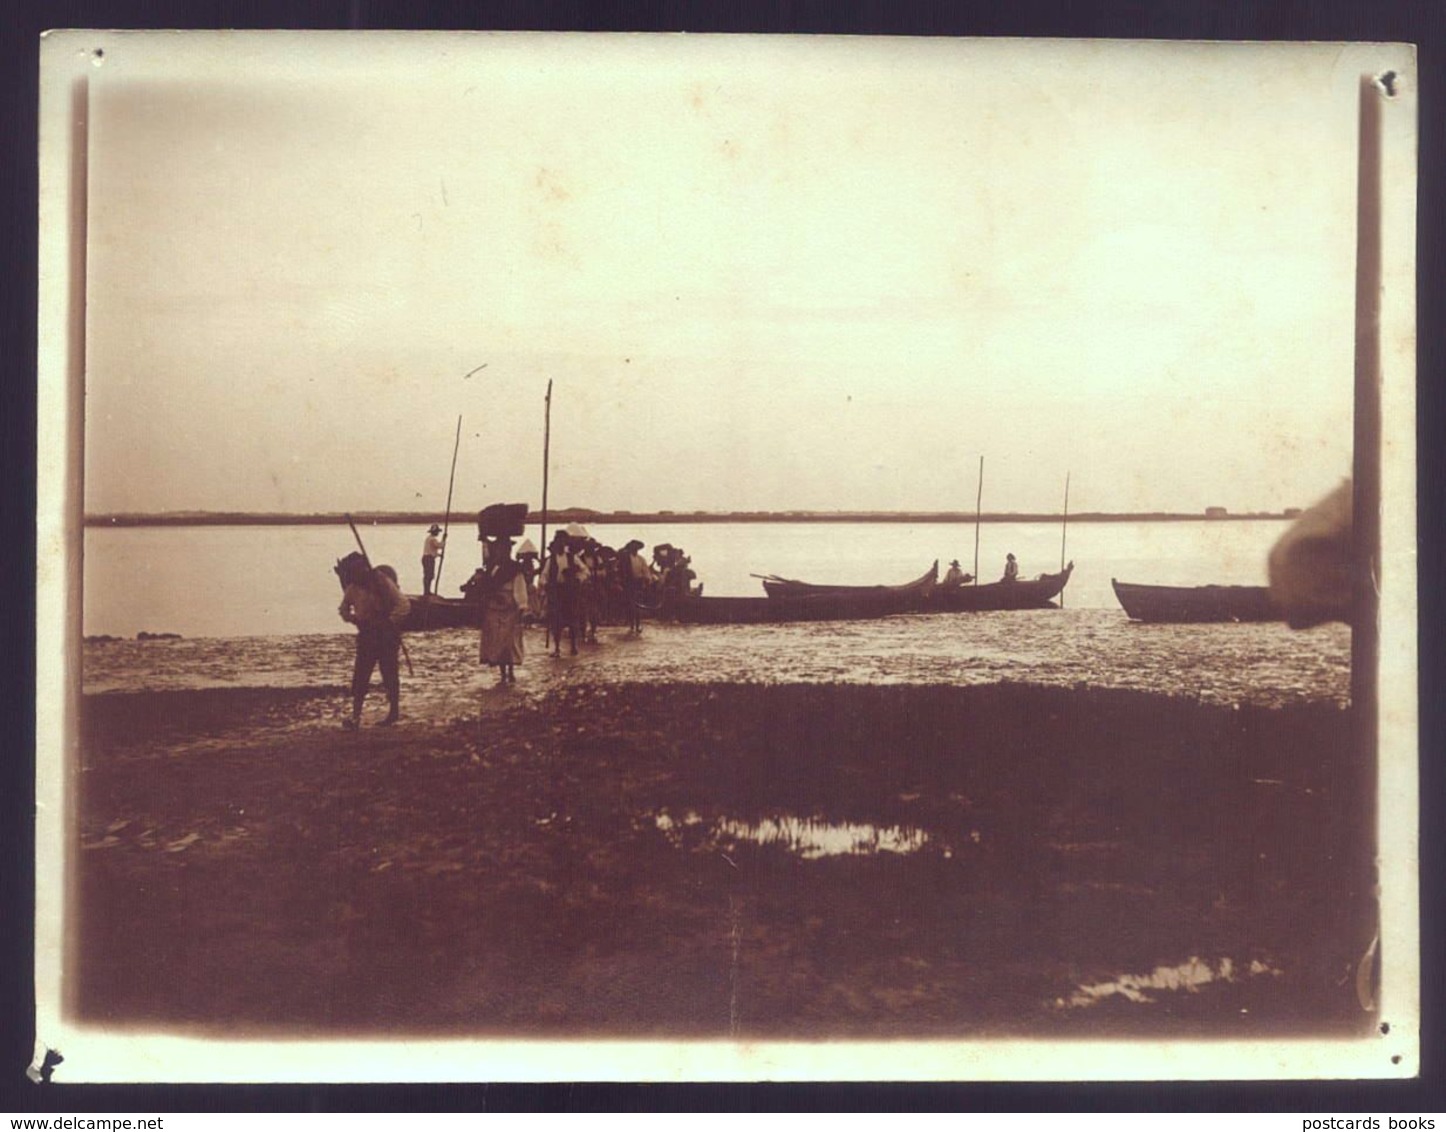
[1059,470,1071,606]
[972,455,983,586]
[434,414,463,595]
[540,379,553,557]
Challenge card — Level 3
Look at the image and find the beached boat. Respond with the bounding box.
[662,585,931,625]
[399,594,481,631]
[924,562,1074,612]
[1111,579,1279,623]
[759,562,939,599]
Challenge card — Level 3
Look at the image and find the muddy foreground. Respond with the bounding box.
[75,668,1375,1041]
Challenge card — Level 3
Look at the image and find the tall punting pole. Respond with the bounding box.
[540,379,553,556]
[434,414,463,595]
[972,455,983,586]
[1059,471,1071,608]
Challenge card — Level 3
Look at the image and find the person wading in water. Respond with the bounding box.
[335,552,411,728]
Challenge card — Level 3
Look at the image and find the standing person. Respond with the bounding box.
[544,531,579,657]
[621,540,652,634]
[515,538,543,621]
[479,539,528,685]
[421,524,445,596]
[1002,553,1020,583]
[336,552,412,729]
[576,540,600,644]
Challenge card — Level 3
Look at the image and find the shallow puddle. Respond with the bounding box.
[1060,956,1284,1009]
[655,809,934,859]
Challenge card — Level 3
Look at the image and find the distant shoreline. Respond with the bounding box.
[84,509,1300,528]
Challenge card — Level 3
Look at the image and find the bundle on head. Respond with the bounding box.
[334,551,371,587]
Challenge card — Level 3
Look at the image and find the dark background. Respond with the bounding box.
[2,0,1441,1115]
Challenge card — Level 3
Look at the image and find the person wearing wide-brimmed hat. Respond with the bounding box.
[515,538,542,619]
[420,523,446,596]
[542,529,580,656]
[943,559,972,587]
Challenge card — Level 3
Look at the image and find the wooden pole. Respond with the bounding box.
[540,380,554,649]
[972,455,983,586]
[540,379,553,555]
[1059,471,1071,606]
[434,414,463,595]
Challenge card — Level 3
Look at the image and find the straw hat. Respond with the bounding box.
[949,559,961,567]
[428,524,442,534]
[565,523,589,539]
[517,538,538,556]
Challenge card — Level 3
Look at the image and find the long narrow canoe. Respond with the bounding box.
[924,562,1074,612]
[665,563,1073,624]
[760,561,939,599]
[1112,579,1279,623]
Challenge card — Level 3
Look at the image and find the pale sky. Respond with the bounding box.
[79,34,1391,516]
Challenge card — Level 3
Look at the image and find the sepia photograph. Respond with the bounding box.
[35,31,1418,1082]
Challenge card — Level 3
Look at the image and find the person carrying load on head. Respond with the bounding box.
[479,538,528,686]
[335,552,411,729]
[421,524,446,596]
[1002,553,1020,583]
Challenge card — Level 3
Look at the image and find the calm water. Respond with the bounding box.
[83,519,1291,639]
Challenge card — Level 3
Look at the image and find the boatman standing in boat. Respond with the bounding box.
[421,524,445,596]
[943,559,972,587]
[336,552,412,729]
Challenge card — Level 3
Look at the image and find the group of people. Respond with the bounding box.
[942,553,1019,586]
[461,525,699,677]
[336,521,1032,725]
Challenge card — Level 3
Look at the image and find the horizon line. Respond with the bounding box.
[83,507,1302,527]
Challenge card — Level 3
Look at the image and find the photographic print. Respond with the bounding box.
[35,32,1418,1082]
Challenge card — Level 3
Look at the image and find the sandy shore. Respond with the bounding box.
[75,650,1373,1040]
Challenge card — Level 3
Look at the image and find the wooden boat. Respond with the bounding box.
[759,562,939,599]
[1112,579,1279,623]
[399,594,481,631]
[665,563,1073,624]
[924,562,1074,612]
[663,584,933,625]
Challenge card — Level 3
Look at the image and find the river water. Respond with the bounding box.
[80,518,1351,708]
[84,518,1293,638]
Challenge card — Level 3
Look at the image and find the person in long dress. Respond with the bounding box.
[479,540,528,685]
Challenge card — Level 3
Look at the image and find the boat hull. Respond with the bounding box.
[667,564,1073,624]
[1112,579,1279,623]
[760,562,939,599]
[399,595,482,631]
[924,564,1073,612]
